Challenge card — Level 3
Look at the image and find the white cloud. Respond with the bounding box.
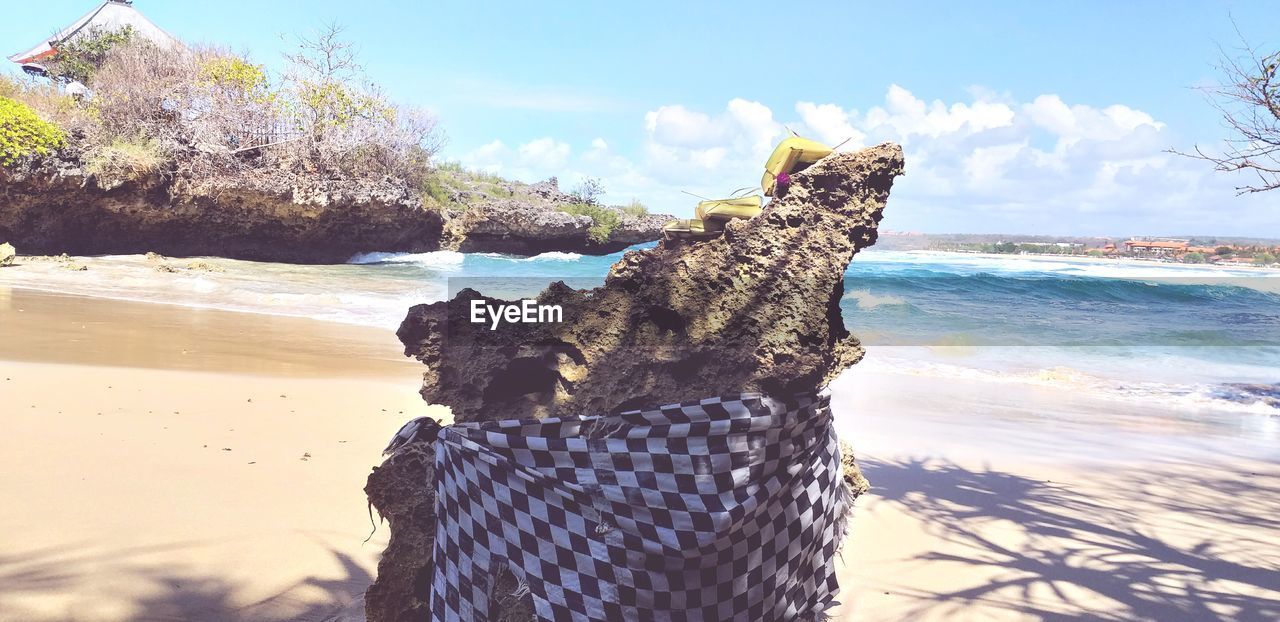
[453,86,1272,234]
[460,137,571,179]
[517,137,571,169]
[795,102,865,150]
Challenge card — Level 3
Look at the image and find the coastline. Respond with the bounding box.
[903,249,1280,274]
[2,287,1276,620]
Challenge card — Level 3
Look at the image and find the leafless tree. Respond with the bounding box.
[1175,37,1280,194]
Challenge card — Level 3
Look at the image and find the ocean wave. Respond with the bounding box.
[842,288,910,309]
[857,250,1280,281]
[347,251,467,269]
[474,251,585,262]
[859,355,1280,415]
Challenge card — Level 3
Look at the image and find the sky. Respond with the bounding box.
[3,0,1278,237]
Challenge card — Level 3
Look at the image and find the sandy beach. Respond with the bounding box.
[829,369,1280,620]
[2,286,1278,621]
[0,287,442,621]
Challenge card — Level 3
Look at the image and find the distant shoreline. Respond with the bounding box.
[883,249,1280,274]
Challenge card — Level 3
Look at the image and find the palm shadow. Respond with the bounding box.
[0,541,372,622]
[857,457,1280,621]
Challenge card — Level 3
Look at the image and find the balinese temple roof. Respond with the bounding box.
[8,1,181,70]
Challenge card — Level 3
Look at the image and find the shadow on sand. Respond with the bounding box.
[858,456,1280,621]
[0,541,371,622]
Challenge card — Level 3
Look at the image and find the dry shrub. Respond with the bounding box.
[90,40,198,145]
[12,27,444,185]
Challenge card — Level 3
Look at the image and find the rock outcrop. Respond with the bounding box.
[365,143,904,621]
[0,152,444,263]
[398,143,905,421]
[0,156,670,262]
[439,198,670,255]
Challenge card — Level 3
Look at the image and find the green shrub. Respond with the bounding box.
[1184,252,1206,264]
[48,26,136,84]
[85,136,167,182]
[422,175,455,206]
[0,96,66,166]
[560,203,620,244]
[198,56,274,105]
[1255,252,1277,265]
[621,199,649,217]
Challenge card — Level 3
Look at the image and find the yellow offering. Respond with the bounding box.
[695,195,764,223]
[761,136,832,196]
[662,218,720,240]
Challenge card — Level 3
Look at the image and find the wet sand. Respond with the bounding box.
[2,287,1277,621]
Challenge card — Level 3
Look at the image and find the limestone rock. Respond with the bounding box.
[439,197,672,256]
[398,143,906,421]
[0,242,14,266]
[0,155,670,262]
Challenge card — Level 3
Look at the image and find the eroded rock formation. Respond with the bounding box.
[439,197,672,255]
[0,155,669,262]
[365,143,904,621]
[398,143,906,421]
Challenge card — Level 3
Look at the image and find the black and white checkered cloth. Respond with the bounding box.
[394,390,847,621]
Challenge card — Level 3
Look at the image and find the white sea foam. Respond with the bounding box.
[858,353,1280,416]
[842,289,909,309]
[473,251,585,262]
[862,250,1278,278]
[347,250,467,269]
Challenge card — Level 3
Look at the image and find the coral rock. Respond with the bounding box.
[397,143,906,421]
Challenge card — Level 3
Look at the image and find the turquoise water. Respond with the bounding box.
[351,247,1280,415]
[4,246,1278,414]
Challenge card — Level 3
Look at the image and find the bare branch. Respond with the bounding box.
[1172,27,1280,193]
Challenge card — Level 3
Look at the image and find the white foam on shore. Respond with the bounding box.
[858,353,1280,416]
[1,255,446,329]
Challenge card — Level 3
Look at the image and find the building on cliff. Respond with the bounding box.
[7,0,182,78]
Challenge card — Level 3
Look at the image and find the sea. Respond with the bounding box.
[4,246,1279,418]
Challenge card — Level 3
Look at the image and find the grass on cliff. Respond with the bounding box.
[85,137,167,183]
[421,162,518,209]
[0,96,66,167]
[559,203,620,244]
[622,200,649,217]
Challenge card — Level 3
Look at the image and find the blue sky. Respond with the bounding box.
[3,1,1277,236]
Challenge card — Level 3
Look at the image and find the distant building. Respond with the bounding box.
[8,1,182,78]
[1124,239,1188,258]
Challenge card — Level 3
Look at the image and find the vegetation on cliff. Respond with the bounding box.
[0,25,669,258]
[3,24,441,185]
[0,96,65,166]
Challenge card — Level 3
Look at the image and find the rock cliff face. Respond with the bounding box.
[0,152,444,263]
[0,155,669,262]
[365,143,904,621]
[398,143,906,421]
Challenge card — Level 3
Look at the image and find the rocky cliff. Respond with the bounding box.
[365,143,904,621]
[437,178,673,255]
[0,155,669,263]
